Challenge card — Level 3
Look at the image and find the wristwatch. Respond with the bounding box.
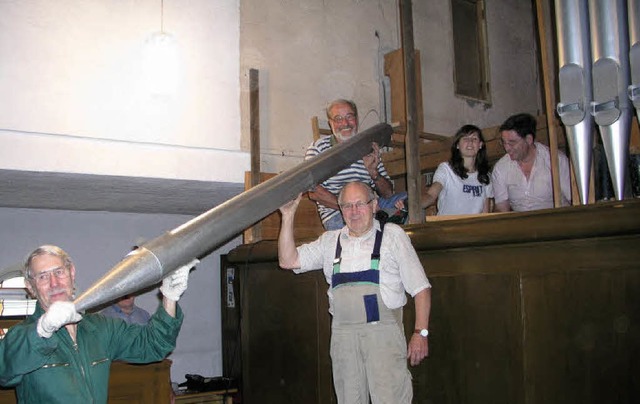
[414,328,429,338]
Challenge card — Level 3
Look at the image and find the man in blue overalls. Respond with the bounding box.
[278,181,431,404]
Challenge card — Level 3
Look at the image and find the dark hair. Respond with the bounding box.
[449,124,491,185]
[499,113,537,140]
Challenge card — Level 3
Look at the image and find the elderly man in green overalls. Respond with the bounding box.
[279,181,431,404]
[0,245,197,404]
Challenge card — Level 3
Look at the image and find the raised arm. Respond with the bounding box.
[160,258,198,317]
[421,182,443,209]
[364,143,393,198]
[278,194,302,269]
[308,185,339,210]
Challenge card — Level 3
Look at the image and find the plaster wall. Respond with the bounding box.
[240,0,542,174]
[0,0,248,183]
[0,207,238,383]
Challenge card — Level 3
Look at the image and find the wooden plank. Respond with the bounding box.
[384,49,424,135]
[392,123,450,142]
[311,116,332,142]
[311,116,320,142]
[249,69,261,241]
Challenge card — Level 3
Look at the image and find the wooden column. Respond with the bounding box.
[534,0,563,207]
[249,68,261,240]
[399,0,422,224]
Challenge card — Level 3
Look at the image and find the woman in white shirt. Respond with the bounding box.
[397,125,493,215]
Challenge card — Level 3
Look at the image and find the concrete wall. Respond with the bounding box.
[0,207,239,383]
[240,0,542,173]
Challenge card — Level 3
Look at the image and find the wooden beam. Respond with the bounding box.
[384,50,424,134]
[311,116,332,142]
[392,122,450,142]
[399,0,422,224]
[311,116,320,142]
[535,0,564,207]
[248,68,261,241]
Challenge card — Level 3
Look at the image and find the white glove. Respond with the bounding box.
[37,301,83,338]
[160,258,199,301]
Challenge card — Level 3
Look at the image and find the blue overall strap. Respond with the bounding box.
[332,223,385,287]
[332,236,343,275]
[370,221,385,270]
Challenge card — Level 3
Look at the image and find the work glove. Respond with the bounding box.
[160,258,199,301]
[37,301,83,338]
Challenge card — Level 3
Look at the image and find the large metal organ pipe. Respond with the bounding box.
[628,0,640,120]
[74,123,393,312]
[588,0,632,201]
[555,0,594,205]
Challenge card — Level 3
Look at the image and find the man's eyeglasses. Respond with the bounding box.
[339,199,373,210]
[30,266,70,284]
[330,113,357,124]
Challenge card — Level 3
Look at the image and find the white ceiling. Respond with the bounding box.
[0,169,244,216]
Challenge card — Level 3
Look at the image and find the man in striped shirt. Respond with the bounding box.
[306,99,406,230]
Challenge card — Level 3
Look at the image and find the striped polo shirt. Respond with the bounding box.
[305,135,390,223]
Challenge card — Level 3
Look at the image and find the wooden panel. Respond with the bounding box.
[225,199,640,404]
[384,48,424,134]
[521,255,640,403]
[403,234,640,403]
[407,272,523,404]
[238,263,334,404]
[108,360,172,404]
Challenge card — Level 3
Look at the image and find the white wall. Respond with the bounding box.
[240,0,400,173]
[0,207,239,382]
[0,0,248,183]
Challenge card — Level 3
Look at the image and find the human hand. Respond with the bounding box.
[395,199,406,210]
[407,333,429,366]
[160,259,199,301]
[37,301,82,338]
[363,143,381,174]
[279,193,303,216]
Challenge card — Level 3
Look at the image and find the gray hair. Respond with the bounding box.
[23,245,74,280]
[338,182,376,205]
[325,99,358,120]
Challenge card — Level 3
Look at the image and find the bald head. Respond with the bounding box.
[338,182,378,237]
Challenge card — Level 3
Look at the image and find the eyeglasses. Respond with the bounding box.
[30,266,70,284]
[330,113,357,124]
[339,199,373,210]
